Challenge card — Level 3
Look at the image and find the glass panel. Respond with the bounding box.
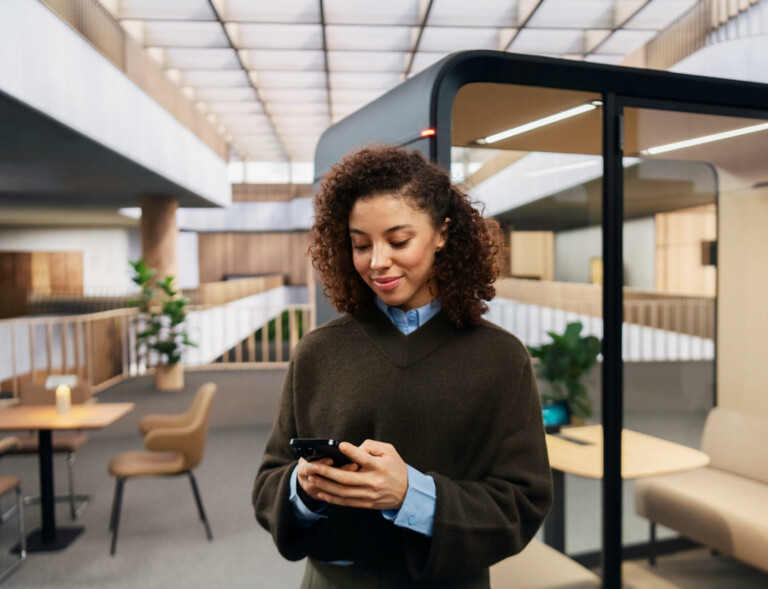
[244,50,326,71]
[419,27,499,52]
[593,29,657,55]
[452,83,604,558]
[329,72,401,90]
[180,70,250,87]
[254,71,327,89]
[193,87,257,101]
[234,24,323,50]
[325,25,416,51]
[428,0,519,27]
[621,105,768,551]
[163,48,239,69]
[528,0,615,29]
[323,0,421,25]
[117,0,215,20]
[509,29,587,55]
[410,52,450,74]
[140,22,229,47]
[221,0,320,23]
[327,51,408,72]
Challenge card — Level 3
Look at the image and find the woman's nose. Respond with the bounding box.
[370,245,391,269]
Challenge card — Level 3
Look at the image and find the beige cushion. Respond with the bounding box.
[0,475,20,497]
[635,467,768,573]
[702,408,768,485]
[109,450,185,478]
[490,540,600,589]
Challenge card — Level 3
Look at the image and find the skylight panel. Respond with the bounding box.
[527,0,615,29]
[428,0,518,27]
[194,87,257,101]
[584,54,625,64]
[269,103,330,115]
[325,25,416,51]
[253,71,327,89]
[593,29,657,54]
[327,51,408,72]
[625,0,698,30]
[181,70,250,87]
[233,24,323,50]
[509,29,586,55]
[206,102,264,115]
[221,0,320,23]
[419,27,499,51]
[162,48,239,69]
[117,0,215,20]
[331,89,389,103]
[242,50,325,71]
[323,0,421,25]
[140,21,229,47]
[409,52,450,74]
[261,88,329,103]
[329,72,401,90]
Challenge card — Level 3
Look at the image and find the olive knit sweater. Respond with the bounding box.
[252,307,552,582]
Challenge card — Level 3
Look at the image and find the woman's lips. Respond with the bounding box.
[372,276,403,291]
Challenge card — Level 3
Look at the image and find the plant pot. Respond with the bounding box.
[155,363,184,391]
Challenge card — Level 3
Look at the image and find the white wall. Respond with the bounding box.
[177,231,199,289]
[0,227,138,293]
[553,217,655,288]
[0,0,229,207]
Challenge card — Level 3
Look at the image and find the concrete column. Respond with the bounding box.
[139,195,179,282]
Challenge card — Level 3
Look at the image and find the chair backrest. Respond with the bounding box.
[144,383,217,471]
[701,406,768,485]
[18,380,93,406]
[181,383,217,470]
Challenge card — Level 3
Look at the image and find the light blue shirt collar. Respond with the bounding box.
[374,297,441,335]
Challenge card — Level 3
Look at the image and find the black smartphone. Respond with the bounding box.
[289,438,352,467]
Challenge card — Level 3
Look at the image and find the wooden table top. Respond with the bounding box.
[0,403,135,431]
[546,424,710,479]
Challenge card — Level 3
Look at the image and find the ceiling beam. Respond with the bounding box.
[504,0,545,52]
[404,0,435,79]
[319,0,332,121]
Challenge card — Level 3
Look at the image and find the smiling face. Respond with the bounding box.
[348,193,447,312]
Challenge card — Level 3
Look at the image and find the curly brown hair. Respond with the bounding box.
[309,144,504,327]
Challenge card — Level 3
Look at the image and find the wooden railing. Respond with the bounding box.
[642,0,764,70]
[38,0,227,159]
[186,275,285,306]
[495,278,715,340]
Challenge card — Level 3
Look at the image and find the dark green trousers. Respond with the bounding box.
[300,559,490,589]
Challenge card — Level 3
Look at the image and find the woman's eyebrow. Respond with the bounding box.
[349,224,414,235]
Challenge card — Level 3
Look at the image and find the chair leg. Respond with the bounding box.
[0,487,26,584]
[649,521,657,566]
[187,471,212,541]
[110,477,126,555]
[67,452,76,519]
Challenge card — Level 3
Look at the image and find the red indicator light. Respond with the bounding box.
[420,128,436,137]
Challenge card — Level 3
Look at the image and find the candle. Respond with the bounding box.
[56,385,71,415]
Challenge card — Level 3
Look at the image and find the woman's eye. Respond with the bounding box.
[391,239,410,248]
[352,244,370,251]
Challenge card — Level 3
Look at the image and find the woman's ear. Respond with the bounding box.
[437,217,451,250]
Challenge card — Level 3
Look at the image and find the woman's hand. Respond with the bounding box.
[299,440,409,511]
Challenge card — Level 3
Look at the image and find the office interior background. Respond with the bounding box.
[1,0,768,587]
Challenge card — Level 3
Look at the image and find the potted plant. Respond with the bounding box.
[527,321,601,422]
[128,258,155,371]
[128,260,195,390]
[149,276,196,390]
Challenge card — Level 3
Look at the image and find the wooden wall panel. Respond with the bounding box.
[509,231,554,281]
[197,232,310,285]
[0,251,83,294]
[232,184,313,202]
[655,204,716,296]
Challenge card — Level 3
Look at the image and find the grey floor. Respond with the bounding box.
[0,368,765,588]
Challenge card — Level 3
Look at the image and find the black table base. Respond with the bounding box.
[13,526,83,553]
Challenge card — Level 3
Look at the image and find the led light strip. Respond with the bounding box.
[642,122,768,155]
[475,100,603,145]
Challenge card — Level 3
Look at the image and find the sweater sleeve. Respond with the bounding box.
[252,361,321,561]
[403,356,553,580]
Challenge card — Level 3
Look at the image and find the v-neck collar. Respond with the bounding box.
[352,305,458,368]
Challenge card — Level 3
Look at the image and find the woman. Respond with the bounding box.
[253,145,552,588]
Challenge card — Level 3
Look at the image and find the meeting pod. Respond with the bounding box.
[314,50,768,587]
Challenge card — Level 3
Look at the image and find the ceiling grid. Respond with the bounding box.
[101,0,700,164]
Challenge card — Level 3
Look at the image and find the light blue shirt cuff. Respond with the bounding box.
[289,464,327,528]
[381,465,436,537]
